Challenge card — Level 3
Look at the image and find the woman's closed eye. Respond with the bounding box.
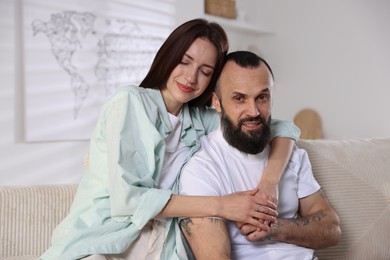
[201,68,213,77]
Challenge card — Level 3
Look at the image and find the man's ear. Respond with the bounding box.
[212,92,222,113]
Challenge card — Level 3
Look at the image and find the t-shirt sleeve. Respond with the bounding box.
[293,147,321,198]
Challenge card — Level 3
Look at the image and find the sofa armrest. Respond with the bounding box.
[0,184,78,258]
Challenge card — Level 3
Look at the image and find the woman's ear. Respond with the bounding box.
[212,92,222,113]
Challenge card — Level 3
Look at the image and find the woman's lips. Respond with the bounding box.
[177,83,195,93]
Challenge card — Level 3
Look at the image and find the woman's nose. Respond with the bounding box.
[185,67,197,83]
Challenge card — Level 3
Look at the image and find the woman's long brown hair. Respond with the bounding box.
[139,18,228,107]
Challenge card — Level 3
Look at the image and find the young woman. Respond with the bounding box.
[41,19,300,260]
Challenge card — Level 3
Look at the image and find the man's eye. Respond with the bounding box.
[258,95,270,102]
[233,96,243,102]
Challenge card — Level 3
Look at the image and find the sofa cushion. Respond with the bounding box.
[297,138,390,260]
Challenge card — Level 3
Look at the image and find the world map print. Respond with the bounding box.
[31,10,165,120]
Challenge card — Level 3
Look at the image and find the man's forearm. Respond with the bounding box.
[180,217,231,260]
[269,209,341,249]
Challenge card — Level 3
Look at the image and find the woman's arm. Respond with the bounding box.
[158,191,277,230]
[102,88,174,229]
[258,137,295,205]
[259,119,300,205]
[234,137,295,230]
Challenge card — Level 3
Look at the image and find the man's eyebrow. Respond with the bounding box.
[231,90,245,96]
[231,88,270,96]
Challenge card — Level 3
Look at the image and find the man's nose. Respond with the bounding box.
[246,100,260,117]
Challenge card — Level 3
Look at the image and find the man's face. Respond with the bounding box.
[212,61,273,154]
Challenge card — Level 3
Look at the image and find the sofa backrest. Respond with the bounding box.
[297,138,390,260]
[1,138,390,259]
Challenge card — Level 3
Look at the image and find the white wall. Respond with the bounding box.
[1,0,88,185]
[1,0,389,185]
[255,0,390,140]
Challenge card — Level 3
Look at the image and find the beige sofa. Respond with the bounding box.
[1,138,390,260]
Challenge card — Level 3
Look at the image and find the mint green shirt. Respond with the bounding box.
[40,85,300,260]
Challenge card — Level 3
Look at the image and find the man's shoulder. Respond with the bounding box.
[188,132,217,162]
[198,129,222,154]
[183,130,223,169]
[179,130,227,196]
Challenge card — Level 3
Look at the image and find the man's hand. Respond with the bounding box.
[235,221,273,242]
[236,220,277,242]
[237,191,341,248]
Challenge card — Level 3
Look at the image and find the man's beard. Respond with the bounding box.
[221,109,272,155]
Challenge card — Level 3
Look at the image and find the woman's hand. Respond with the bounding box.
[256,173,279,208]
[220,189,277,229]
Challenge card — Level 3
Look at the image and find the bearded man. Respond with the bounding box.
[178,51,340,260]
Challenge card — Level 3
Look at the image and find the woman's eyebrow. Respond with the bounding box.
[183,53,215,70]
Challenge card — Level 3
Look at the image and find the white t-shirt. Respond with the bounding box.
[159,111,190,189]
[179,127,321,260]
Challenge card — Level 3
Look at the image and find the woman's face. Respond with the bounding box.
[161,38,218,115]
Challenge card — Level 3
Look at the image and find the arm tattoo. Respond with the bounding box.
[180,218,223,237]
[180,218,193,237]
[208,218,223,223]
[289,211,327,226]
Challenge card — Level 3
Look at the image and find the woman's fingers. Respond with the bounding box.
[255,204,278,218]
[224,191,277,226]
[253,195,277,211]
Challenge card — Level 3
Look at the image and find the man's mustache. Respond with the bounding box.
[239,115,266,127]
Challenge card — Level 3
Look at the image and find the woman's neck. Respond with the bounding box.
[160,89,183,116]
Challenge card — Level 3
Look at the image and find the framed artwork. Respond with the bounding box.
[22,0,174,141]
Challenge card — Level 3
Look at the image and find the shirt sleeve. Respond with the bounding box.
[102,88,172,229]
[270,118,301,141]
